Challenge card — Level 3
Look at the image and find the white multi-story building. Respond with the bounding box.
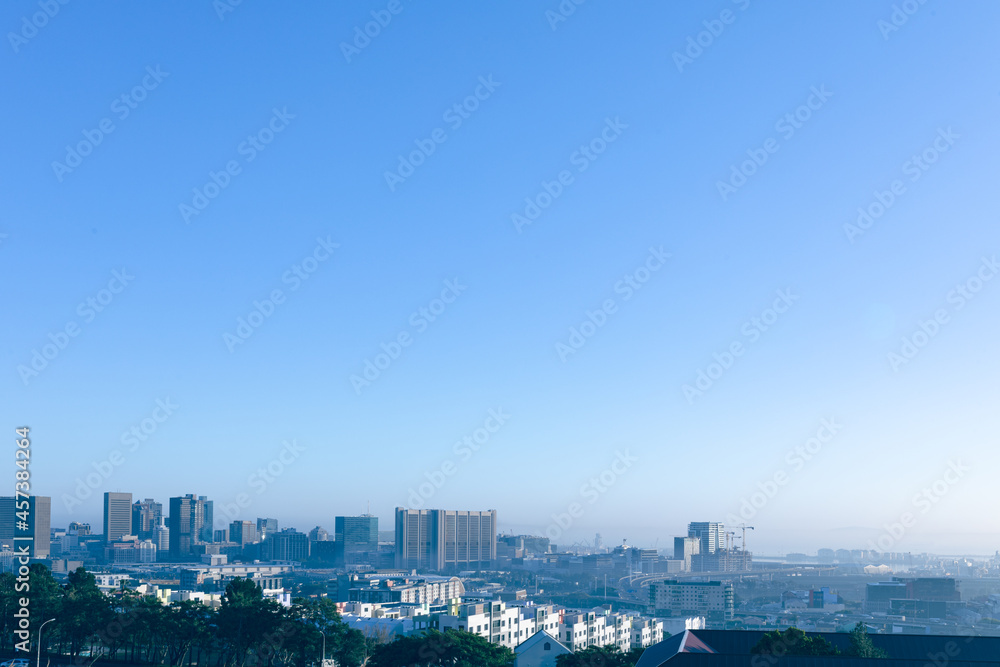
[630,618,664,649]
[343,574,465,605]
[435,600,559,649]
[560,609,632,652]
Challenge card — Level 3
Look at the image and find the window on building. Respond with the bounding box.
[544,642,551,651]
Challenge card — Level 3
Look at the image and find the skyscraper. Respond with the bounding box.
[256,517,278,538]
[334,515,378,566]
[104,492,133,542]
[0,496,51,557]
[395,508,496,572]
[687,522,725,555]
[168,494,213,560]
[230,520,258,546]
[132,499,163,540]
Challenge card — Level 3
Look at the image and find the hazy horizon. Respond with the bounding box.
[5,2,999,560]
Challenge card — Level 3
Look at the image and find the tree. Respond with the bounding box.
[846,622,888,658]
[61,567,114,660]
[369,630,514,667]
[217,577,285,667]
[751,627,839,657]
[556,644,643,666]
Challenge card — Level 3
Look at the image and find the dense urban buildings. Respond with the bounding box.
[132,498,163,540]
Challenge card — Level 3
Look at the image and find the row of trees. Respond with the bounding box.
[1,566,370,667]
[751,624,888,659]
[0,566,514,667]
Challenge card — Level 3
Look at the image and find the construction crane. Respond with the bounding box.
[735,524,755,571]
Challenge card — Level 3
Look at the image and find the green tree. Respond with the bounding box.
[162,599,213,666]
[751,627,839,657]
[846,622,888,658]
[369,630,514,667]
[556,644,643,666]
[61,567,114,660]
[0,572,20,652]
[217,577,285,667]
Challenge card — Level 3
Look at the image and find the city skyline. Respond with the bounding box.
[36,487,1000,559]
[6,3,1000,560]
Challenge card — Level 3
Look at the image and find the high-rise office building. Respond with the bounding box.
[257,517,278,538]
[169,494,213,560]
[132,499,163,540]
[395,508,496,572]
[230,520,258,546]
[334,515,378,566]
[262,528,309,561]
[308,526,329,542]
[0,496,51,557]
[104,492,133,542]
[687,522,725,555]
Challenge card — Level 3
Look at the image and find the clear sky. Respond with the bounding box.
[3,1,999,556]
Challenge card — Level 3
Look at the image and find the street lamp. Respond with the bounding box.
[37,618,55,667]
[318,630,325,667]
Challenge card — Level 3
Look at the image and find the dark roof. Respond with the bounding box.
[635,630,1000,667]
[657,656,994,667]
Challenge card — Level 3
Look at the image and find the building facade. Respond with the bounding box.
[395,508,496,572]
[104,492,133,542]
[649,580,734,623]
[132,499,163,540]
[169,494,213,560]
[335,515,378,566]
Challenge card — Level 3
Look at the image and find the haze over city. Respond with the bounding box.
[5,1,1000,562]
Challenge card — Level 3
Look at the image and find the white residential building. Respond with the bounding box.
[560,609,632,652]
[630,618,665,649]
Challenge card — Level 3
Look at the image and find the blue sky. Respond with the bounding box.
[3,1,999,555]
